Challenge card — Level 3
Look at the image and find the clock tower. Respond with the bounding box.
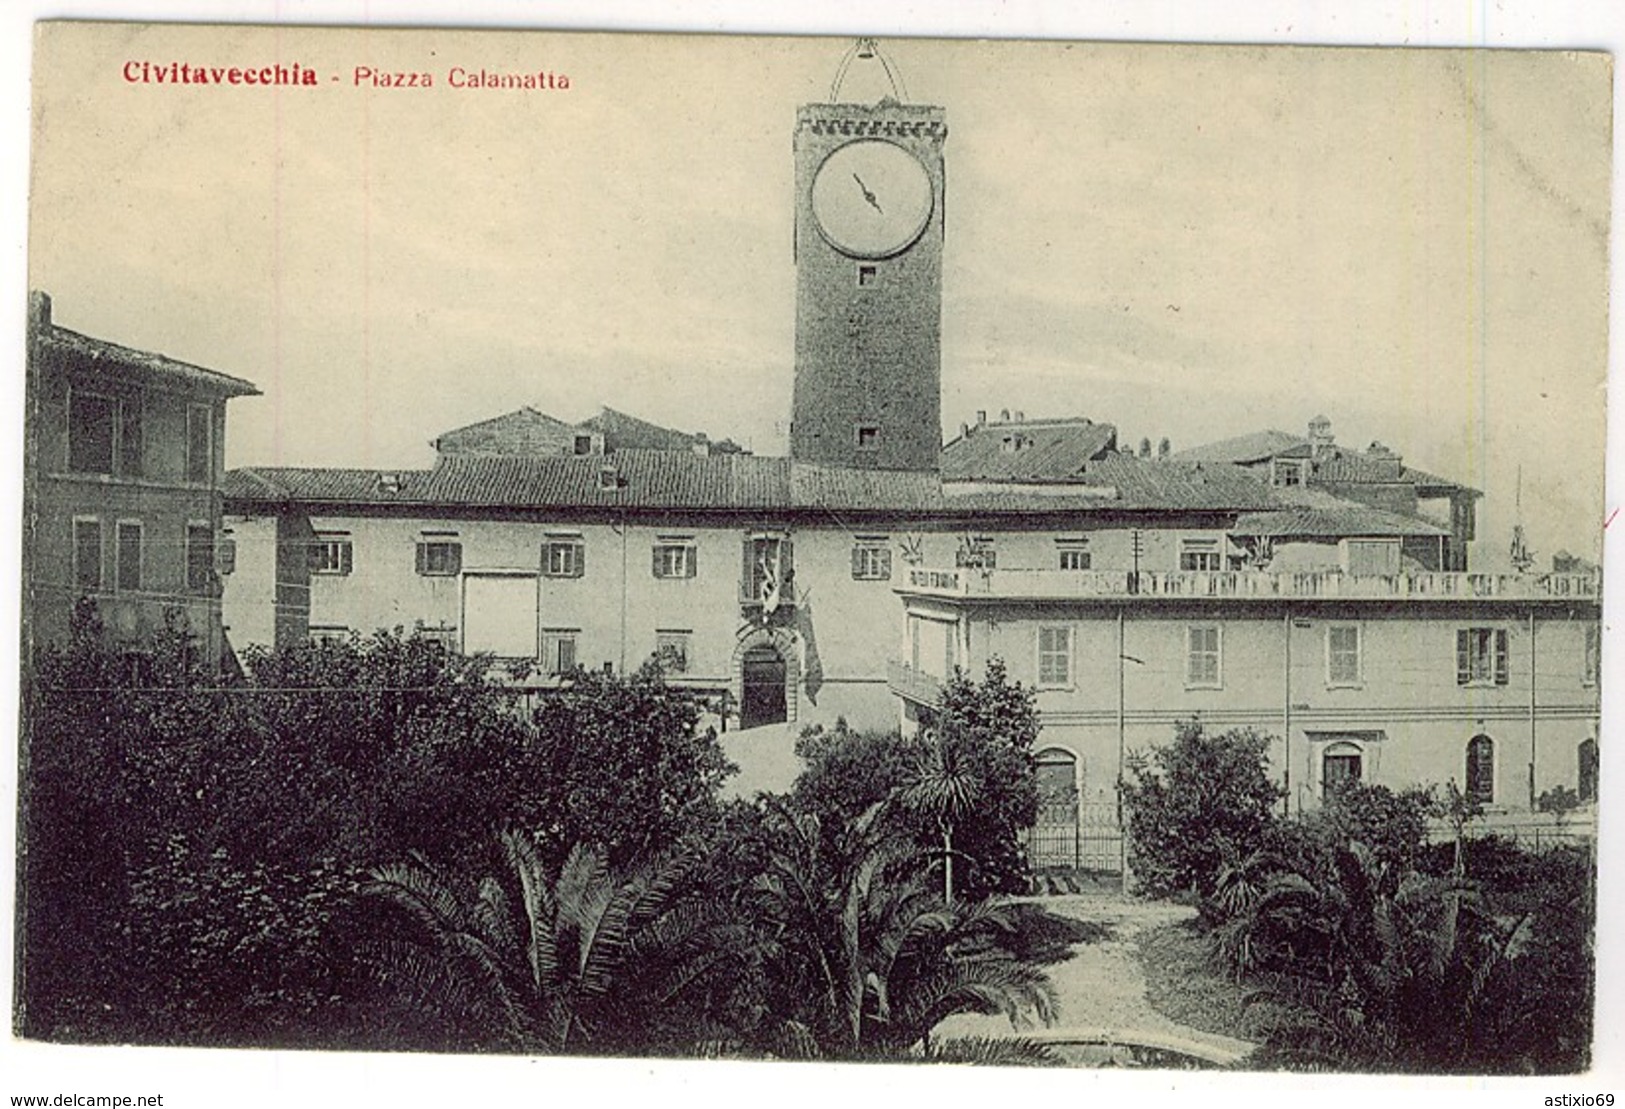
[791,48,947,472]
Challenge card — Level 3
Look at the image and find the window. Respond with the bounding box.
[185,404,213,484]
[310,534,353,576]
[217,532,236,576]
[1038,625,1073,688]
[115,521,143,592]
[1272,459,1304,487]
[186,523,214,594]
[1056,538,1091,571]
[851,539,892,581]
[573,435,593,456]
[67,391,116,474]
[416,537,463,576]
[856,424,881,451]
[1456,627,1509,686]
[542,630,579,675]
[857,264,878,287]
[118,396,143,477]
[543,536,586,578]
[742,534,793,607]
[72,517,102,590]
[1583,622,1600,687]
[1579,738,1598,802]
[653,538,697,579]
[1186,625,1222,688]
[1466,735,1495,804]
[655,630,692,674]
[1322,742,1363,796]
[415,623,458,651]
[1326,624,1362,687]
[956,536,996,570]
[908,615,955,679]
[1179,538,1221,572]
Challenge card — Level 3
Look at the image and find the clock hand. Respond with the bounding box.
[853,172,884,214]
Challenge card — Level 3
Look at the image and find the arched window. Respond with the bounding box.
[1035,747,1079,807]
[1579,739,1599,802]
[1322,742,1362,796]
[1466,735,1495,804]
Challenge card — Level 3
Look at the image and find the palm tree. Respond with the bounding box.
[367,831,741,1053]
[1240,842,1519,1071]
[747,798,1056,1059]
[898,728,979,904]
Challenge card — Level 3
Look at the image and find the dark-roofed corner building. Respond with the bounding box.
[220,445,1297,741]
[24,292,260,666]
[1173,415,1481,570]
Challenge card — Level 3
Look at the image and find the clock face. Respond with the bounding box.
[811,140,934,259]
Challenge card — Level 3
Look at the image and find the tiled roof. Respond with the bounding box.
[1312,453,1468,494]
[1174,428,1476,496]
[432,407,576,455]
[1232,506,1450,539]
[227,452,1284,516]
[940,418,1117,481]
[1171,430,1305,464]
[415,452,788,509]
[40,324,260,397]
[223,467,425,502]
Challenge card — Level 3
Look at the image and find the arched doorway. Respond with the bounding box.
[1030,748,1079,871]
[1322,741,1363,797]
[1466,734,1494,804]
[1579,738,1598,802]
[740,644,789,729]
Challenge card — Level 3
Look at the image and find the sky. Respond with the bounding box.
[6,6,1625,1102]
[22,24,1612,567]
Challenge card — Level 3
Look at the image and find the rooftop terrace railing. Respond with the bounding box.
[898,567,1600,602]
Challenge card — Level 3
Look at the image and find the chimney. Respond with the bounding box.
[1158,437,1171,459]
[1000,409,1011,422]
[1308,415,1334,459]
[29,290,51,327]
[1138,437,1151,458]
[975,410,987,426]
[958,422,970,440]
[1013,410,1025,423]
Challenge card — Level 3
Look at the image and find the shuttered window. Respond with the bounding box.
[851,541,891,580]
[653,539,696,579]
[1456,628,1508,686]
[416,539,463,576]
[543,538,585,578]
[1466,735,1495,804]
[1187,625,1222,688]
[116,521,143,592]
[742,534,793,606]
[73,517,103,590]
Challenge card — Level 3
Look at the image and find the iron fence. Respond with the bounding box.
[1025,799,1123,874]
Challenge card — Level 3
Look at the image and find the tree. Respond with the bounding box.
[1241,842,1528,1072]
[743,798,1056,1059]
[528,662,736,872]
[367,833,745,1054]
[792,659,1040,902]
[1119,719,1283,899]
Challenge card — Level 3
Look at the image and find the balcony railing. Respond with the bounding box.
[886,658,945,708]
[897,567,1600,602]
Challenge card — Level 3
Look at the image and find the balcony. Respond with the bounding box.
[886,658,945,709]
[895,567,1600,603]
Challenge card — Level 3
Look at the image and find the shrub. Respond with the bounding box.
[1309,779,1433,874]
[1119,720,1283,899]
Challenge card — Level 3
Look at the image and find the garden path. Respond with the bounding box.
[937,891,1255,1062]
